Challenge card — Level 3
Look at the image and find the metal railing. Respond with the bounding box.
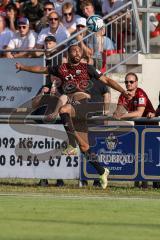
[0,0,159,73]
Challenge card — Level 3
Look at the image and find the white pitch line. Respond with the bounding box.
[0,192,160,201]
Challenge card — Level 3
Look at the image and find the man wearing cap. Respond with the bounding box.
[5,17,37,58]
[15,44,130,189]
[75,17,97,64]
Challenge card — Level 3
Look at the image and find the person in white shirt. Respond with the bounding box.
[62,2,80,34]
[36,11,70,50]
[0,15,13,52]
[5,17,37,58]
[50,0,76,16]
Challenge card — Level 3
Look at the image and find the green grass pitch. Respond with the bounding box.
[0,193,160,240]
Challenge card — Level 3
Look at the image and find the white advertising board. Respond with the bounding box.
[0,124,80,179]
[0,58,44,108]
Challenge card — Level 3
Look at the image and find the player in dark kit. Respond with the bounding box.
[15,44,130,189]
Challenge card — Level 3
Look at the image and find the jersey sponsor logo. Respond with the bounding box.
[138,97,145,104]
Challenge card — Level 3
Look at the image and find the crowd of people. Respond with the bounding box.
[0,0,159,188]
[0,0,159,59]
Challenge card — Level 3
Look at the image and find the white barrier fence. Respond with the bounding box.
[0,124,80,179]
[0,58,44,108]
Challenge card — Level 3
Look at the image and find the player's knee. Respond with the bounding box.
[59,106,70,114]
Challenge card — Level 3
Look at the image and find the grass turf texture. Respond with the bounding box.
[0,180,160,240]
[0,196,160,240]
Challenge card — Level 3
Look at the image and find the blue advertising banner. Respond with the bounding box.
[141,127,160,180]
[81,126,139,180]
[81,125,160,181]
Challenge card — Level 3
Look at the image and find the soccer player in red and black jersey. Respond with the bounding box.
[113,72,155,120]
[15,44,130,189]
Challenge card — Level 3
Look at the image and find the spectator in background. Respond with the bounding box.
[102,0,126,16]
[0,15,13,55]
[5,3,19,32]
[113,72,156,188]
[5,17,37,58]
[36,11,69,50]
[62,2,80,35]
[94,27,115,72]
[20,0,44,30]
[113,73,155,120]
[74,17,97,64]
[50,0,76,17]
[77,0,102,17]
[35,1,55,33]
[80,0,96,18]
[44,35,64,82]
[0,0,11,16]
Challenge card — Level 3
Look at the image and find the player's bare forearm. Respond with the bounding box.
[100,75,124,93]
[15,62,48,74]
[99,75,130,98]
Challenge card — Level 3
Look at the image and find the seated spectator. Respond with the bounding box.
[113,72,156,189]
[50,0,76,17]
[0,0,12,16]
[74,17,97,64]
[5,17,37,58]
[113,73,155,120]
[20,0,44,30]
[102,0,126,16]
[80,0,96,18]
[36,11,69,50]
[94,27,115,71]
[76,0,102,17]
[35,1,55,33]
[5,3,19,32]
[62,2,80,35]
[0,15,13,55]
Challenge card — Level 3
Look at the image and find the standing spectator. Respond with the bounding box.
[62,2,80,35]
[5,3,19,32]
[36,11,69,50]
[5,17,37,58]
[35,1,55,33]
[0,15,13,54]
[113,72,156,188]
[20,0,44,30]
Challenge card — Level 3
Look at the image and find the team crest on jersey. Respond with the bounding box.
[105,133,118,150]
[76,70,81,75]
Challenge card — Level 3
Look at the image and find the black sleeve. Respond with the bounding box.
[102,84,110,94]
[48,65,59,76]
[87,64,103,79]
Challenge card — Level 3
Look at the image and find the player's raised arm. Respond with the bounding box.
[99,75,130,98]
[15,62,48,74]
